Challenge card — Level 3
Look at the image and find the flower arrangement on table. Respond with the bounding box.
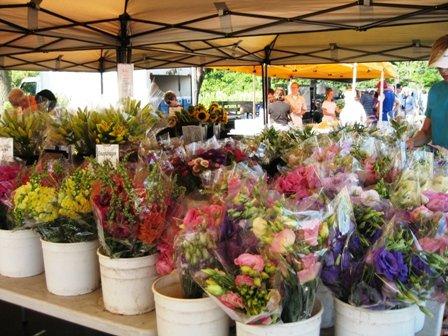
[321,188,447,313]
[91,160,181,258]
[162,138,248,194]
[175,202,226,298]
[6,159,67,230]
[167,103,229,128]
[390,151,434,210]
[35,165,97,243]
[191,177,333,325]
[0,109,50,165]
[50,98,161,159]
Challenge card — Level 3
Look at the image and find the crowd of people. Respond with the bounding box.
[267,80,430,130]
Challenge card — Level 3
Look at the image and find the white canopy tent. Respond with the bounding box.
[0,1,446,71]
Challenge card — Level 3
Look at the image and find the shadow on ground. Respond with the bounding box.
[0,300,110,336]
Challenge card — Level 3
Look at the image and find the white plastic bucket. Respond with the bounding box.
[415,302,426,334]
[416,300,446,336]
[98,250,157,315]
[317,284,334,328]
[41,239,99,296]
[236,300,323,336]
[152,272,229,336]
[0,229,43,277]
[335,298,422,336]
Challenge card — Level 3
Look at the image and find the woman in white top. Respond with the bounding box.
[285,81,307,128]
[321,87,339,122]
[339,90,367,126]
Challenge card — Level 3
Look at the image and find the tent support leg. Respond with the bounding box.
[262,63,268,125]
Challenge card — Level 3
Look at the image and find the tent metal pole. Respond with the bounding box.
[352,62,357,94]
[379,69,385,124]
[262,63,268,125]
[252,71,256,119]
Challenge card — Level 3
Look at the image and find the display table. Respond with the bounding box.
[0,274,156,336]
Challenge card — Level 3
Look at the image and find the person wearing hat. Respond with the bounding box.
[407,35,448,149]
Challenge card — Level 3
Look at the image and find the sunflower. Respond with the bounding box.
[196,110,210,122]
[221,110,228,124]
[208,102,219,114]
[208,112,219,123]
[188,106,196,116]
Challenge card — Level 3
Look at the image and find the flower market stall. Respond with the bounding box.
[0,97,446,336]
[1,1,448,336]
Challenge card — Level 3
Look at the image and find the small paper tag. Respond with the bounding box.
[96,144,119,167]
[0,138,14,162]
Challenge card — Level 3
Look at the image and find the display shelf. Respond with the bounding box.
[0,274,156,336]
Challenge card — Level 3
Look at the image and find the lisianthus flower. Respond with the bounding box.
[297,254,321,284]
[301,219,320,246]
[419,236,448,254]
[234,253,265,272]
[359,189,381,208]
[410,205,433,222]
[411,255,431,276]
[235,274,254,287]
[227,176,242,197]
[424,191,448,213]
[252,217,268,239]
[219,291,245,309]
[270,228,295,254]
[372,247,408,282]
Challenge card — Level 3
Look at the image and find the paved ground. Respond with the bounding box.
[0,300,110,336]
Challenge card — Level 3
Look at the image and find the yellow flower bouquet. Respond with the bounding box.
[50,98,162,159]
[37,166,97,243]
[0,108,49,165]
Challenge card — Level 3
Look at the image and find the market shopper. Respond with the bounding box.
[285,81,307,128]
[321,87,338,122]
[164,90,181,115]
[268,87,290,130]
[36,89,57,112]
[267,88,275,103]
[8,88,38,112]
[377,81,398,122]
[360,90,375,122]
[339,89,367,126]
[407,34,448,149]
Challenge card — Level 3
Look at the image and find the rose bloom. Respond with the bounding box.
[270,228,295,254]
[219,291,244,309]
[235,274,254,287]
[204,204,224,227]
[297,254,321,284]
[183,208,204,230]
[234,253,265,272]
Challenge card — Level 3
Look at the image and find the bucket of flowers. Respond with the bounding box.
[191,177,332,336]
[91,159,181,315]
[36,163,100,296]
[0,159,65,278]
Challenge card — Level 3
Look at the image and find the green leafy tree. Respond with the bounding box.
[393,61,440,88]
